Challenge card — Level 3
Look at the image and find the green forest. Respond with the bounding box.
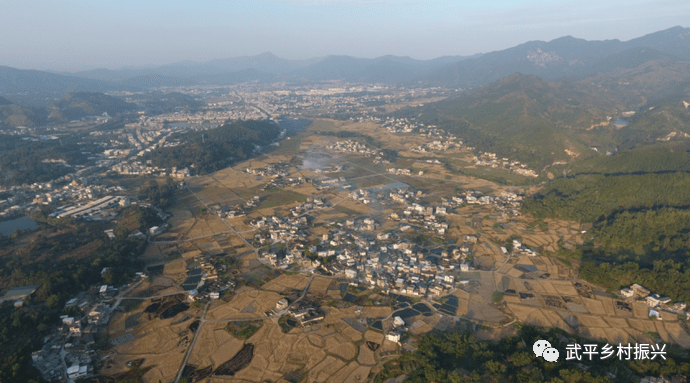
[144,120,280,174]
[0,134,89,186]
[377,325,690,383]
[0,205,161,382]
[523,146,690,300]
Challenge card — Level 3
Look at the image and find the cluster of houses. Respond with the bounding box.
[381,117,464,151]
[472,152,538,178]
[258,210,475,299]
[122,128,166,151]
[51,195,130,220]
[620,284,688,320]
[381,117,452,140]
[259,176,308,191]
[351,187,425,206]
[336,235,472,298]
[210,201,253,219]
[386,188,425,204]
[32,331,97,382]
[272,298,325,327]
[29,275,148,382]
[448,190,523,215]
[245,162,290,178]
[390,203,449,236]
[411,140,462,153]
[252,214,309,247]
[0,168,126,220]
[327,140,383,158]
[510,239,538,257]
[381,117,419,133]
[110,161,190,179]
[382,116,540,179]
[387,168,412,176]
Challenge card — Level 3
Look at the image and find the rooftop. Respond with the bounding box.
[2,285,40,300]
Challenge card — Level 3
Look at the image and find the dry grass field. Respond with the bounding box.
[206,288,283,321]
[261,273,310,293]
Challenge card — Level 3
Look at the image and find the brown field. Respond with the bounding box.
[102,117,690,383]
[584,327,634,344]
[357,343,377,366]
[206,288,283,321]
[328,361,362,383]
[550,281,579,296]
[326,341,357,361]
[633,302,651,319]
[307,276,333,296]
[308,355,340,381]
[188,322,245,368]
[359,306,392,319]
[665,322,690,348]
[595,296,617,317]
[261,273,309,292]
[576,313,610,328]
[628,318,659,333]
[581,298,607,316]
[105,306,199,382]
[540,310,571,331]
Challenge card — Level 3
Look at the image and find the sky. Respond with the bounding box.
[1,0,688,71]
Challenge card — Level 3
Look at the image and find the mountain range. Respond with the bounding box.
[2,26,688,94]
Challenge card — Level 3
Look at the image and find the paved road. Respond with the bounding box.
[120,291,187,300]
[149,230,237,245]
[174,301,210,383]
[110,278,145,311]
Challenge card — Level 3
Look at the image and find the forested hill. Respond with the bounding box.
[0,92,136,128]
[522,143,690,302]
[47,92,136,122]
[393,59,690,171]
[143,120,280,174]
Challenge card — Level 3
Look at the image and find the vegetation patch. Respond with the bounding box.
[226,321,263,339]
[214,343,254,376]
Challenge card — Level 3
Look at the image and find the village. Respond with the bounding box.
[1,80,689,381]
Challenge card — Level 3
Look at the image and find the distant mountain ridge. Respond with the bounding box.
[1,26,688,92]
[0,66,116,95]
[428,26,690,86]
[64,52,477,86]
[56,26,689,87]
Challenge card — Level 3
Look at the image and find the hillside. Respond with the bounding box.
[397,58,690,170]
[47,92,136,122]
[427,26,690,87]
[397,74,611,168]
[0,65,116,95]
[521,140,690,302]
[126,91,205,114]
[0,102,43,128]
[143,120,280,174]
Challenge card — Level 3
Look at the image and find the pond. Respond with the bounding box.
[0,216,38,236]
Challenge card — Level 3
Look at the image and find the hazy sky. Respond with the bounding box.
[2,0,688,71]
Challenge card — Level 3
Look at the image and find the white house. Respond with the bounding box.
[386,333,401,342]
